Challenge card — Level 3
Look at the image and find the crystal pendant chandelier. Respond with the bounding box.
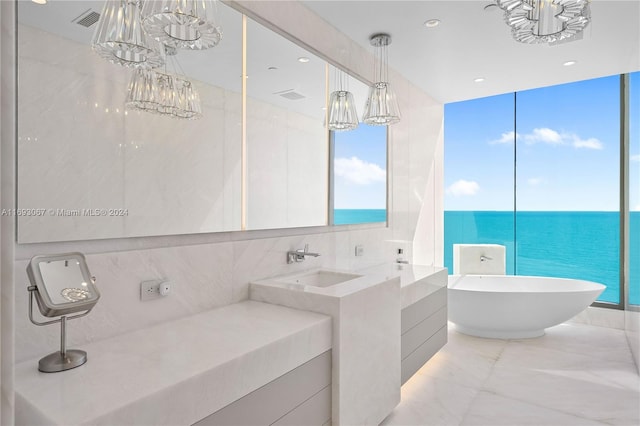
[362,33,401,126]
[92,0,165,69]
[328,69,359,131]
[141,0,222,50]
[126,48,202,119]
[496,0,591,44]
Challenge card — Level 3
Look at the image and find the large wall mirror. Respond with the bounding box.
[17,0,243,243]
[16,1,387,244]
[246,17,328,230]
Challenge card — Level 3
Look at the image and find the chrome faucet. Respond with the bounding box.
[287,244,321,264]
[480,255,493,262]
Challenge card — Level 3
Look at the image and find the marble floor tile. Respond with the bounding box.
[381,375,479,426]
[415,326,508,389]
[483,362,640,425]
[513,323,634,365]
[460,391,609,426]
[388,323,640,426]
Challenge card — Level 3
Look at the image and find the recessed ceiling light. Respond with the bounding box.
[424,19,440,28]
[563,60,577,66]
[474,77,485,83]
[297,57,310,63]
[32,0,47,4]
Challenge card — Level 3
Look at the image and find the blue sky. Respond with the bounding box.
[445,73,639,211]
[334,124,387,209]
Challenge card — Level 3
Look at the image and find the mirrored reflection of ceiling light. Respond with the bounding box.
[126,69,202,120]
[92,0,165,69]
[141,0,222,50]
[424,19,441,28]
[363,33,401,126]
[297,57,310,63]
[328,68,359,132]
[496,0,590,44]
[31,0,47,4]
[563,60,577,66]
[126,47,202,120]
[474,77,486,83]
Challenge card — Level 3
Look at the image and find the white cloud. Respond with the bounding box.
[631,154,640,162]
[571,136,603,150]
[334,156,386,185]
[446,179,480,197]
[523,128,563,145]
[490,127,603,150]
[490,131,518,145]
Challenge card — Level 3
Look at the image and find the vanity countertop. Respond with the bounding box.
[357,263,448,309]
[15,300,332,426]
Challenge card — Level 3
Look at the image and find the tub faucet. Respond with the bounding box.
[287,244,321,264]
[480,255,493,262]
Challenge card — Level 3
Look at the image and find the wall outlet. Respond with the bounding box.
[355,245,364,257]
[140,280,171,301]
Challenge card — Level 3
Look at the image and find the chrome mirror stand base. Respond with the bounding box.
[38,349,87,373]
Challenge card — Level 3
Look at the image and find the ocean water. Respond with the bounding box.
[444,211,640,305]
[334,209,386,225]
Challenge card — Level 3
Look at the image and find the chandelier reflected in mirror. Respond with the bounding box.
[92,0,165,69]
[328,69,359,132]
[363,33,401,126]
[126,46,202,119]
[496,0,591,44]
[126,68,202,119]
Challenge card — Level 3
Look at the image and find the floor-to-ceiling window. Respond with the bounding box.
[444,93,515,274]
[630,72,639,307]
[444,74,633,306]
[515,76,620,304]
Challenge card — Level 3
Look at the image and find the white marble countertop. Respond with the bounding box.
[15,301,332,426]
[357,263,448,309]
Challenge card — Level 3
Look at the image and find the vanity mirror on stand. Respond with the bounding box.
[26,252,100,373]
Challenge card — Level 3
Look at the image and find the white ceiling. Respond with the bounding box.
[303,0,640,103]
[17,0,640,106]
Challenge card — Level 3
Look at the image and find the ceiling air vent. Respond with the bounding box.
[73,10,100,28]
[274,89,306,101]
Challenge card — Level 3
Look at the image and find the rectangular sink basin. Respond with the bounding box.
[279,270,362,288]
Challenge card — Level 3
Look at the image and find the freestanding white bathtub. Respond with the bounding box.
[448,275,605,339]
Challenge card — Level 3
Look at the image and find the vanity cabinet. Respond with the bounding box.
[400,285,447,384]
[358,264,448,385]
[194,351,331,426]
[15,301,332,426]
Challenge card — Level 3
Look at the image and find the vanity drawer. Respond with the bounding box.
[400,286,448,385]
[194,350,331,426]
[401,286,447,333]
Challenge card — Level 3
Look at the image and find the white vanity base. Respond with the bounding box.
[251,271,401,426]
[359,264,448,384]
[15,301,331,425]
